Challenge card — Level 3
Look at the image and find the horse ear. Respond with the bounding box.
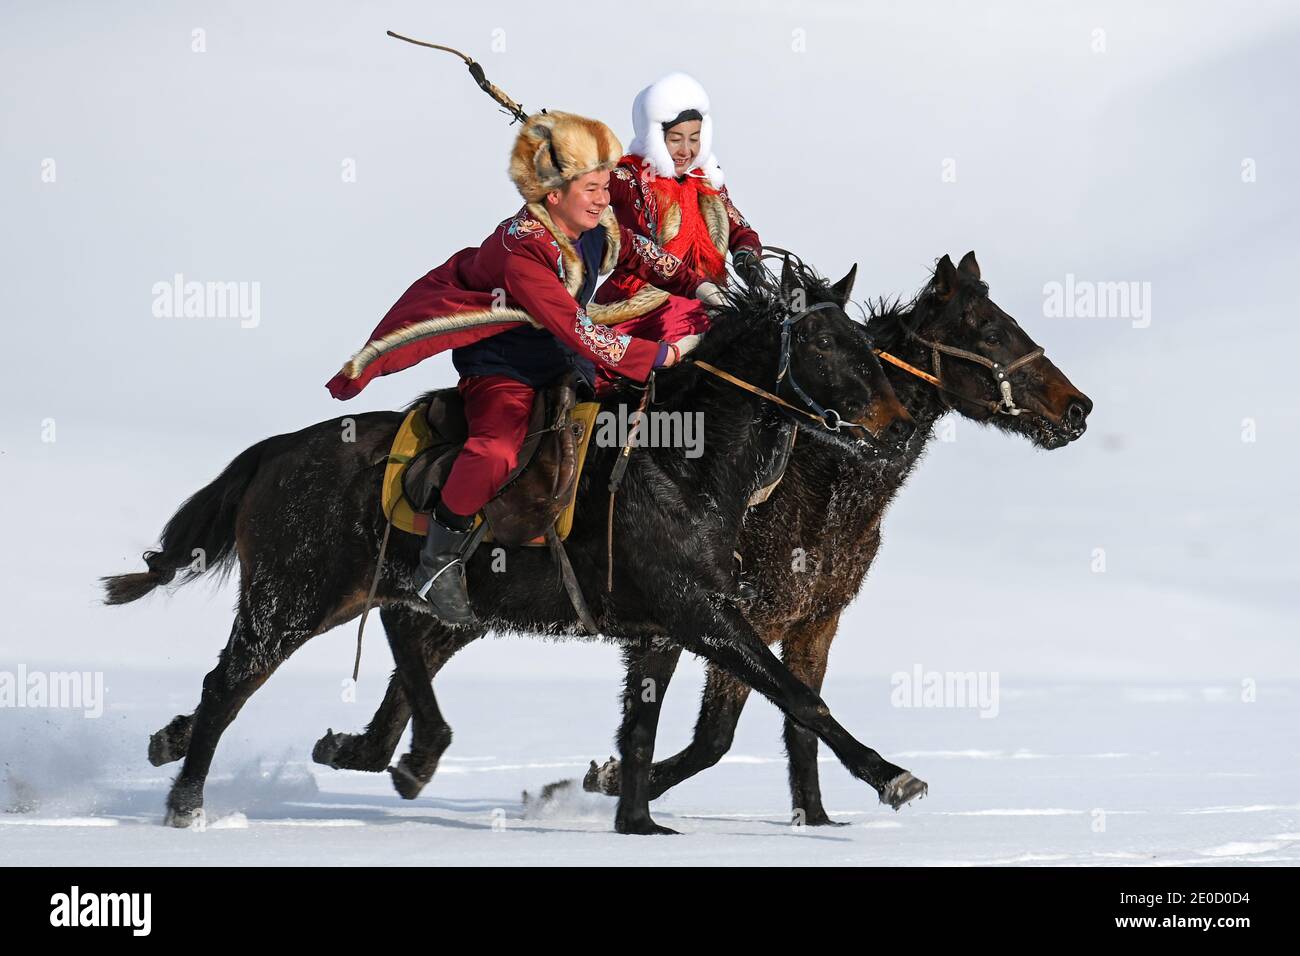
[957,251,980,280]
[780,255,800,294]
[934,254,958,299]
[830,263,858,306]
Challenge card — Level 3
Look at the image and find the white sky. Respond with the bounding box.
[2,1,1297,689]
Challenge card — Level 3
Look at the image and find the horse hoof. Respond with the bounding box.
[521,778,579,814]
[148,715,192,767]
[147,733,175,768]
[313,729,393,773]
[798,811,850,827]
[582,757,620,795]
[162,807,202,829]
[880,771,929,810]
[311,728,355,768]
[388,756,429,800]
[615,817,680,836]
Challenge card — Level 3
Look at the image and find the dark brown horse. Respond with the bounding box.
[314,252,1092,826]
[104,260,924,833]
[583,250,1093,821]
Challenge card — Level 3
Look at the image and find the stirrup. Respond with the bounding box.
[418,516,479,625]
[419,555,476,625]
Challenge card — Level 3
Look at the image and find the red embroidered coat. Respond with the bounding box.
[326,204,706,400]
[591,155,761,320]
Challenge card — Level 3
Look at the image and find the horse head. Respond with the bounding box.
[874,251,1091,449]
[765,255,914,458]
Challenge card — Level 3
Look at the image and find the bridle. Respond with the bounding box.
[899,320,1044,418]
[693,256,1047,436]
[694,300,882,436]
[614,298,887,594]
[751,247,1049,419]
[776,300,850,430]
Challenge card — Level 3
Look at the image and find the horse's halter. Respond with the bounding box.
[776,300,849,431]
[693,299,891,439]
[901,320,1044,418]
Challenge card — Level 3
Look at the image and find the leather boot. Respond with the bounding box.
[418,516,477,626]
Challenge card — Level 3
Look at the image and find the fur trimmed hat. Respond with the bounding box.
[629,73,725,188]
[508,111,623,202]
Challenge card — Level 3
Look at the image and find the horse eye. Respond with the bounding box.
[815,334,834,349]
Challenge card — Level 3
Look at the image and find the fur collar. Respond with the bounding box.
[527,203,622,297]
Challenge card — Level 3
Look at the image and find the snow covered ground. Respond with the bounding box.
[3,665,1296,865]
[3,1,1299,867]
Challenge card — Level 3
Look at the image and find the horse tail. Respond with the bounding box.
[101,436,273,605]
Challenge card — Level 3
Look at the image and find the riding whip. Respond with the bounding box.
[386,30,532,124]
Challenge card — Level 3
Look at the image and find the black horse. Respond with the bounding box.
[103,259,923,834]
[582,251,1094,821]
[314,252,1093,828]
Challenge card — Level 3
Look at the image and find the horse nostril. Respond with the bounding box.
[888,419,915,443]
[1066,401,1089,427]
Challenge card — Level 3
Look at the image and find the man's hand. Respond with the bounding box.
[674,334,702,360]
[658,333,702,368]
[694,281,726,308]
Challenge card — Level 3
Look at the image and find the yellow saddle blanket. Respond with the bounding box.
[381,401,600,545]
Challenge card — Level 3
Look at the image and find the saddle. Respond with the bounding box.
[382,375,600,547]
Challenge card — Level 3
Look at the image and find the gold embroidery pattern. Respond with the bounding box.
[574,308,630,363]
[720,188,749,228]
[631,234,682,278]
[505,216,546,239]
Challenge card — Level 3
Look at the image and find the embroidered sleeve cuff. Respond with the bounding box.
[618,337,659,382]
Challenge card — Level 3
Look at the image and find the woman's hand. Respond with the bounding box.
[732,248,767,288]
[694,281,726,307]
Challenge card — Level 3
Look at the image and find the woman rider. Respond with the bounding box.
[589,72,765,392]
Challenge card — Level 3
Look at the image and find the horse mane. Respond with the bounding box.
[862,294,914,352]
[610,259,842,407]
[864,259,989,351]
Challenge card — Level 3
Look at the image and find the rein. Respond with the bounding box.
[754,247,1045,418]
[606,379,655,592]
[873,349,940,387]
[605,299,874,596]
[693,312,1050,424]
[693,301,878,435]
[693,361,839,428]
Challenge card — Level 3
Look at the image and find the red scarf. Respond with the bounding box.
[641,163,727,282]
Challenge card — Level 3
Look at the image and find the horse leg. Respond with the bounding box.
[612,640,683,835]
[782,613,844,826]
[313,608,483,772]
[584,662,751,801]
[312,668,410,772]
[384,613,475,800]
[161,542,366,826]
[663,594,925,811]
[163,613,283,827]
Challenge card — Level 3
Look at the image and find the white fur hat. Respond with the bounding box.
[628,72,725,188]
